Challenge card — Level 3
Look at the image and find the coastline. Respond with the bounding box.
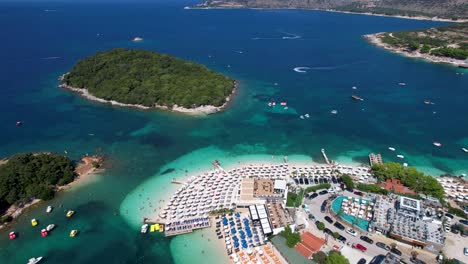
[363,33,466,66]
[186,5,468,23]
[0,155,104,230]
[59,74,238,115]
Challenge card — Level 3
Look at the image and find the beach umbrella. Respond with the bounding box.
[231,229,236,234]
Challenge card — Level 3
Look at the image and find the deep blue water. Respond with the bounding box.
[0,1,467,263]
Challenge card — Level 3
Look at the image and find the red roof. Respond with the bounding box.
[295,243,313,259]
[294,232,326,259]
[380,179,416,195]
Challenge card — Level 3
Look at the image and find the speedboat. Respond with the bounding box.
[66,210,75,218]
[267,102,273,107]
[40,229,48,237]
[141,224,149,234]
[16,121,23,126]
[9,231,16,240]
[27,257,43,264]
[280,102,287,106]
[433,142,442,147]
[398,82,406,86]
[132,37,143,42]
[462,148,468,153]
[388,147,396,151]
[299,115,304,119]
[31,219,38,227]
[403,163,408,167]
[331,110,338,115]
[352,86,357,90]
[46,224,55,232]
[397,155,404,159]
[304,114,310,118]
[284,106,288,110]
[46,206,52,213]
[69,230,78,237]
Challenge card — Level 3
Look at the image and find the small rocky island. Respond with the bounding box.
[60,48,236,114]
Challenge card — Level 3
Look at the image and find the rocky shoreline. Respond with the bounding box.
[363,33,467,66]
[59,74,237,115]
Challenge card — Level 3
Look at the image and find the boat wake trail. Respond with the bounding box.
[252,31,302,40]
[41,57,61,60]
[304,61,368,71]
[293,67,311,73]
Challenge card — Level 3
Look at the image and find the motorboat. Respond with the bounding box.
[398,82,406,86]
[69,230,78,237]
[16,121,23,126]
[462,148,468,153]
[304,114,310,118]
[299,115,304,119]
[132,37,143,42]
[397,155,404,159]
[40,229,48,237]
[46,224,55,232]
[351,95,364,101]
[141,224,149,234]
[9,231,16,240]
[331,110,338,115]
[46,206,52,213]
[280,102,287,106]
[284,106,288,110]
[388,147,396,151]
[352,86,357,90]
[433,142,442,147]
[27,257,43,264]
[403,163,408,167]
[31,219,38,227]
[66,210,75,218]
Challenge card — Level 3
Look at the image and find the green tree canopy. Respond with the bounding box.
[0,153,76,212]
[325,251,350,264]
[63,48,236,109]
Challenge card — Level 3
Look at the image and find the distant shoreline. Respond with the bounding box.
[186,6,468,23]
[363,33,467,66]
[59,74,237,115]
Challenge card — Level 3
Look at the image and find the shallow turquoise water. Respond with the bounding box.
[331,196,370,231]
[0,1,467,263]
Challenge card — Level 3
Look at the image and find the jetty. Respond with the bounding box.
[171,178,185,184]
[369,153,383,166]
[321,148,331,165]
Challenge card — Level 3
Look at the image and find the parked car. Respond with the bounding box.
[464,247,468,256]
[459,219,468,226]
[334,222,345,230]
[354,191,364,196]
[357,258,367,264]
[324,228,333,235]
[391,247,402,256]
[337,235,346,242]
[376,242,388,250]
[319,190,328,195]
[308,214,315,220]
[309,193,318,199]
[360,235,374,244]
[345,228,357,237]
[353,243,367,252]
[451,225,460,234]
[445,213,454,219]
[324,216,333,224]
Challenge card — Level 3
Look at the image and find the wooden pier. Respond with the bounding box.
[321,149,331,165]
[171,178,185,184]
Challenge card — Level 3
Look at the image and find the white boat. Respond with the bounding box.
[132,37,143,42]
[27,257,43,264]
[398,82,406,86]
[331,110,338,115]
[388,147,396,151]
[433,142,442,147]
[304,114,310,118]
[352,86,357,90]
[403,163,408,167]
[284,106,288,110]
[141,224,149,234]
[46,206,52,213]
[46,224,55,231]
[462,148,468,153]
[299,115,304,119]
[397,155,404,159]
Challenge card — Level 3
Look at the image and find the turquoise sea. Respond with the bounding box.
[0,1,467,263]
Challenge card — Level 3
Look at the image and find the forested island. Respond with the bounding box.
[365,22,468,66]
[0,153,103,225]
[191,0,468,21]
[60,49,236,114]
